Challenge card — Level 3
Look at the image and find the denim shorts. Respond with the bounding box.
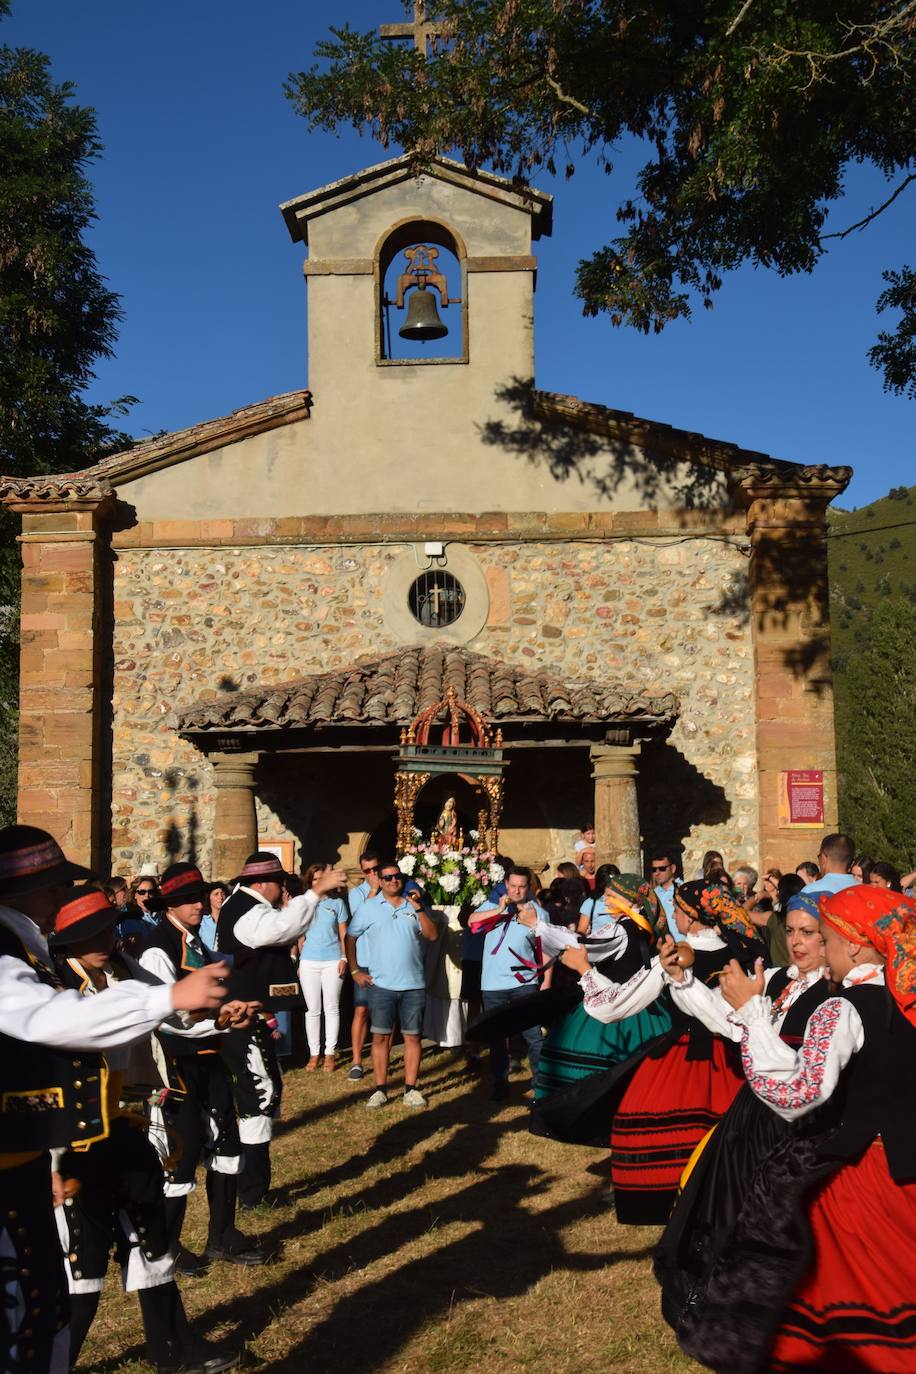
[353,978,370,1008]
[367,985,426,1036]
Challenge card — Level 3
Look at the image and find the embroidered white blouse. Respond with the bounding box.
[727,963,883,1122]
[667,963,831,1043]
[579,928,727,1024]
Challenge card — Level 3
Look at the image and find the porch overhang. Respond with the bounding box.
[176,643,679,756]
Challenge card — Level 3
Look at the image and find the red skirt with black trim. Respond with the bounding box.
[610,1034,743,1225]
[769,1140,916,1373]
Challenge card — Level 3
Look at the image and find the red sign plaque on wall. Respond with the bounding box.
[779,770,825,828]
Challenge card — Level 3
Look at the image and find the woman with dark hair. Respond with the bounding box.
[576,863,625,936]
[851,853,876,884]
[765,872,804,965]
[870,860,903,892]
[671,886,916,1374]
[554,882,766,1224]
[297,862,349,1071]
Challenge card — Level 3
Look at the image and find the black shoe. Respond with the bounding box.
[156,1339,240,1374]
[205,1230,268,1266]
[173,1245,210,1276]
[490,1081,509,1102]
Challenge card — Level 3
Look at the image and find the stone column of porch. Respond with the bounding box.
[211,753,259,879]
[590,742,643,873]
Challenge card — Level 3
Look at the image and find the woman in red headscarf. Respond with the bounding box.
[674,884,916,1374]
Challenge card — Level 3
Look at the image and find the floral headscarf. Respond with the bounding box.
[604,873,657,939]
[819,886,916,1029]
[675,879,759,944]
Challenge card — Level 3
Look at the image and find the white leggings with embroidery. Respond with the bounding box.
[298,959,344,1055]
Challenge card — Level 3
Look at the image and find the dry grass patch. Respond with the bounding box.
[80,1050,700,1374]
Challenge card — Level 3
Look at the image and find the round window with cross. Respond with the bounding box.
[408,571,466,628]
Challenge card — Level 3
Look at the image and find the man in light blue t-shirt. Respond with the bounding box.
[347,860,438,1110]
[800,832,858,897]
[477,867,551,1102]
[650,850,683,940]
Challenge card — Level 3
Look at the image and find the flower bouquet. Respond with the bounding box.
[398,838,504,910]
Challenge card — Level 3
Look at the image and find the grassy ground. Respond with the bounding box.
[80,1048,700,1374]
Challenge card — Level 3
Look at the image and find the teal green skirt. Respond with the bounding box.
[534,997,673,1102]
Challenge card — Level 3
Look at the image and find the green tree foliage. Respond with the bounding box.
[0,4,134,820]
[869,266,916,398]
[287,1,916,390]
[840,597,916,869]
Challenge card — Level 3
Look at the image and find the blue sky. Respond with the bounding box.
[9,0,913,507]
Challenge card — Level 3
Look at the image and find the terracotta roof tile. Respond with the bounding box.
[177,644,679,735]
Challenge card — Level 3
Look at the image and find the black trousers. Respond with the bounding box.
[0,1154,68,1374]
[221,1021,282,1205]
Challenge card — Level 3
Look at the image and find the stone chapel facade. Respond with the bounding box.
[1,156,850,881]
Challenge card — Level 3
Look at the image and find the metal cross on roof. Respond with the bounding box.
[379,0,446,54]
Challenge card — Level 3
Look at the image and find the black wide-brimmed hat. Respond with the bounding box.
[0,825,94,898]
[146,863,213,911]
[233,851,291,885]
[49,886,118,947]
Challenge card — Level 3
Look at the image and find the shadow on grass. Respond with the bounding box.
[85,1056,635,1374]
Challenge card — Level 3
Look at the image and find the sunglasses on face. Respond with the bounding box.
[651,864,671,873]
[136,888,156,896]
[362,865,379,874]
[380,872,402,881]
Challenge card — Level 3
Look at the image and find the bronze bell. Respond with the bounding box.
[399,286,448,342]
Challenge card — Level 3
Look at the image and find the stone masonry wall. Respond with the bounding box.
[109,537,758,878]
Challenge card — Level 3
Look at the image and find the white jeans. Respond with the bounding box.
[298,959,344,1056]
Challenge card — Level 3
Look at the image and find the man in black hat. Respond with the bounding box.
[50,887,247,1373]
[0,826,231,1374]
[215,853,346,1206]
[140,864,267,1269]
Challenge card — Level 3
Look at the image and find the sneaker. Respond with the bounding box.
[347,1064,364,1081]
[403,1088,427,1109]
[365,1089,388,1109]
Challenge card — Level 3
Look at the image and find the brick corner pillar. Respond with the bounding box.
[591,741,642,872]
[4,492,116,870]
[742,478,847,875]
[211,752,259,879]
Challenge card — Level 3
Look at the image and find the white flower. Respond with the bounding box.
[471,889,487,907]
[398,854,416,875]
[412,826,423,837]
[469,829,479,841]
[488,861,505,883]
[424,850,439,867]
[440,871,461,894]
[463,856,477,873]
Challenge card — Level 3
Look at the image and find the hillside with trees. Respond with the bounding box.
[829,484,916,868]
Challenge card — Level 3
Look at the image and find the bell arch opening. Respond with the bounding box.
[375,217,467,365]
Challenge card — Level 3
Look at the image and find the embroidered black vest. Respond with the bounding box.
[819,982,916,1182]
[216,888,303,1010]
[143,919,223,1057]
[0,923,107,1152]
[764,967,835,1047]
